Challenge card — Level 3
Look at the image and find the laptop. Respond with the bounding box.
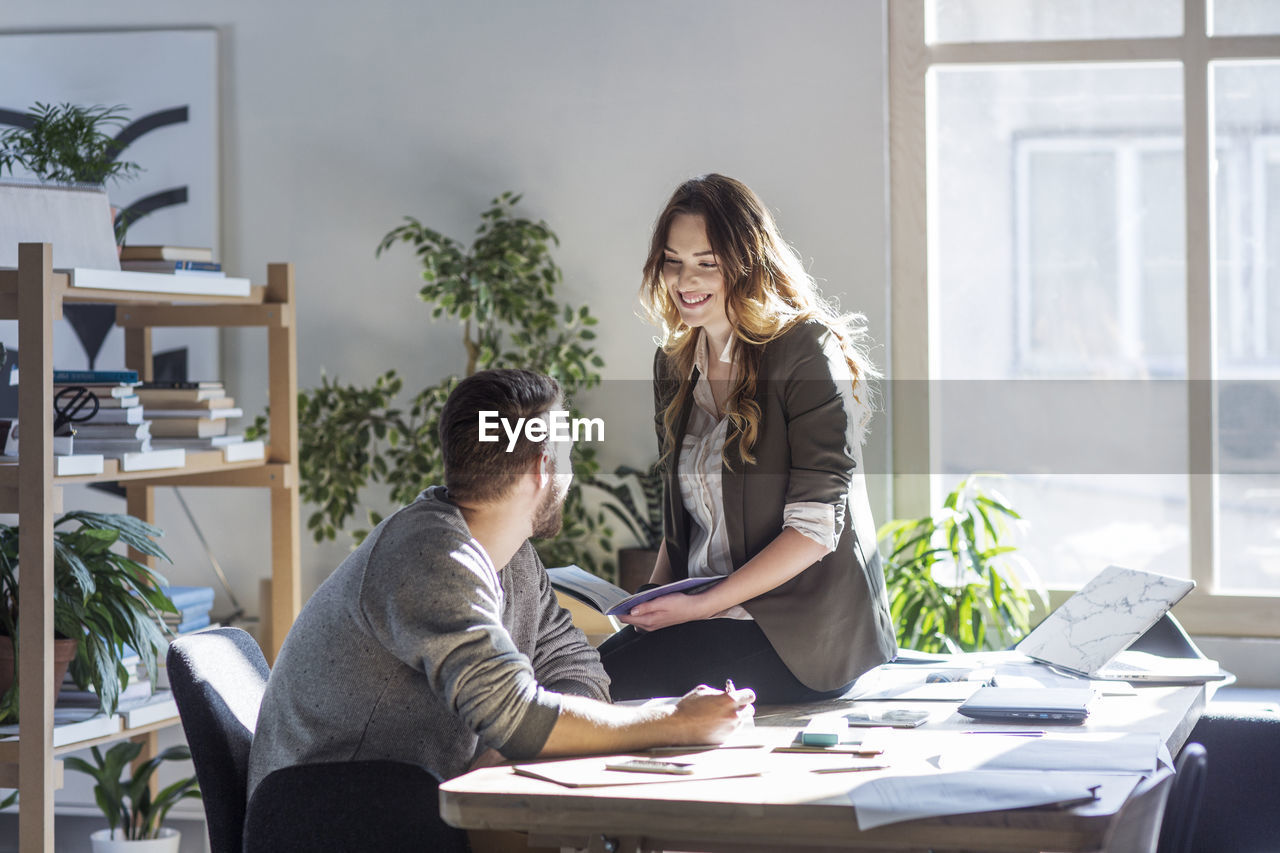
[1015,565,1225,683]
[958,687,1092,724]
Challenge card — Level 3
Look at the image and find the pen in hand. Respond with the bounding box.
[725,679,736,695]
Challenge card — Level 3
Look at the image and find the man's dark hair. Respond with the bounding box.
[438,368,562,503]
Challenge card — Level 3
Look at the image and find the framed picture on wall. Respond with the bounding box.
[0,28,219,378]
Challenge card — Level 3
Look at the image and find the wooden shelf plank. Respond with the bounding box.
[0,715,181,765]
[0,270,267,315]
[64,284,267,306]
[115,300,287,328]
[0,454,278,494]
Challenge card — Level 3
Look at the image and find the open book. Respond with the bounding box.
[546,565,722,617]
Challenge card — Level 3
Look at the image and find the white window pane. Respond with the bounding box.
[929,0,1181,43]
[1212,60,1280,594]
[1211,0,1280,35]
[932,64,1188,587]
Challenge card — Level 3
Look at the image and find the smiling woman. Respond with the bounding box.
[595,174,898,705]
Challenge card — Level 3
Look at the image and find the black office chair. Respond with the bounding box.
[1156,742,1207,853]
[167,626,469,853]
[243,760,468,853]
[167,627,271,853]
[1185,704,1280,853]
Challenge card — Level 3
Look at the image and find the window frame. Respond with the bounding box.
[888,0,1280,637]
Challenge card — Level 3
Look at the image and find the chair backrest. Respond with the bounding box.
[167,627,270,853]
[1157,741,1208,853]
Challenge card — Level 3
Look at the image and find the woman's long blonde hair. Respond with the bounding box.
[640,174,878,466]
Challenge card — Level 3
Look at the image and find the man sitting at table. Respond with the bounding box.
[247,368,755,805]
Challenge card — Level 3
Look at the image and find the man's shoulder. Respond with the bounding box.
[363,488,474,569]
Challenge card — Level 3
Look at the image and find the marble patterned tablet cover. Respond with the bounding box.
[1015,565,1194,677]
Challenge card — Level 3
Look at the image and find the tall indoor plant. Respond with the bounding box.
[588,461,663,592]
[0,101,141,241]
[0,511,177,723]
[65,740,200,852]
[878,474,1046,653]
[290,192,614,575]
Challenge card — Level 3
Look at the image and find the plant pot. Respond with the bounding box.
[90,827,180,853]
[617,547,660,594]
[0,634,78,708]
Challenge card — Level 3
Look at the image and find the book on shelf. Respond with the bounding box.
[119,259,223,274]
[141,395,235,411]
[54,454,105,476]
[161,585,216,610]
[54,382,140,400]
[0,453,106,476]
[147,406,243,420]
[72,436,151,454]
[79,406,145,425]
[139,380,223,390]
[134,386,226,404]
[163,613,211,634]
[65,268,251,299]
[152,433,246,449]
[119,447,186,472]
[222,439,265,463]
[118,690,180,728]
[0,708,122,747]
[90,394,140,409]
[545,565,722,617]
[149,417,228,439]
[161,601,213,622]
[51,368,140,385]
[73,420,151,440]
[118,245,214,262]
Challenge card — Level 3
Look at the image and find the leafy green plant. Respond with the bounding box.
[0,511,177,723]
[589,461,663,551]
[878,474,1045,654]
[64,741,200,841]
[290,192,614,575]
[0,102,142,241]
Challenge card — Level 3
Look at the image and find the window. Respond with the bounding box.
[890,1,1280,634]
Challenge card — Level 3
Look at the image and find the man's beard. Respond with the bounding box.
[531,458,568,539]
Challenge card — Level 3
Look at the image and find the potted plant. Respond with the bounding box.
[0,511,177,723]
[878,473,1047,653]
[0,101,142,241]
[277,192,615,575]
[64,740,200,852]
[589,461,663,592]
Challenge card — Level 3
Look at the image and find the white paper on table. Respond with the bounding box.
[849,770,1142,830]
[935,731,1162,774]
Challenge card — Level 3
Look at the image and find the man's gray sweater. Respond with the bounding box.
[246,487,610,797]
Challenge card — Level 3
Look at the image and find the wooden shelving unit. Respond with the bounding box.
[1,243,302,852]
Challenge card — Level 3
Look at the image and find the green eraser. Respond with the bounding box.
[798,730,840,746]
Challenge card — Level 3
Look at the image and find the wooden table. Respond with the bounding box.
[439,682,1205,853]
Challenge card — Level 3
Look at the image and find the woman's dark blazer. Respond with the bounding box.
[654,320,898,691]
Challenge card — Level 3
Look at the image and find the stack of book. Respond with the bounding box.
[63,245,252,299]
[160,585,216,634]
[47,369,185,472]
[120,244,219,273]
[142,381,264,462]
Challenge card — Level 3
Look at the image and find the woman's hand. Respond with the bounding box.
[618,590,716,631]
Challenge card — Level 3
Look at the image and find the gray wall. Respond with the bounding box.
[3,2,891,617]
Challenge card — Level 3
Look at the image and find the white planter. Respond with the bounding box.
[90,827,181,853]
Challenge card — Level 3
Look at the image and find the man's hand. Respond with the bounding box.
[668,684,756,745]
[538,684,756,758]
[468,748,507,772]
[618,590,714,631]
